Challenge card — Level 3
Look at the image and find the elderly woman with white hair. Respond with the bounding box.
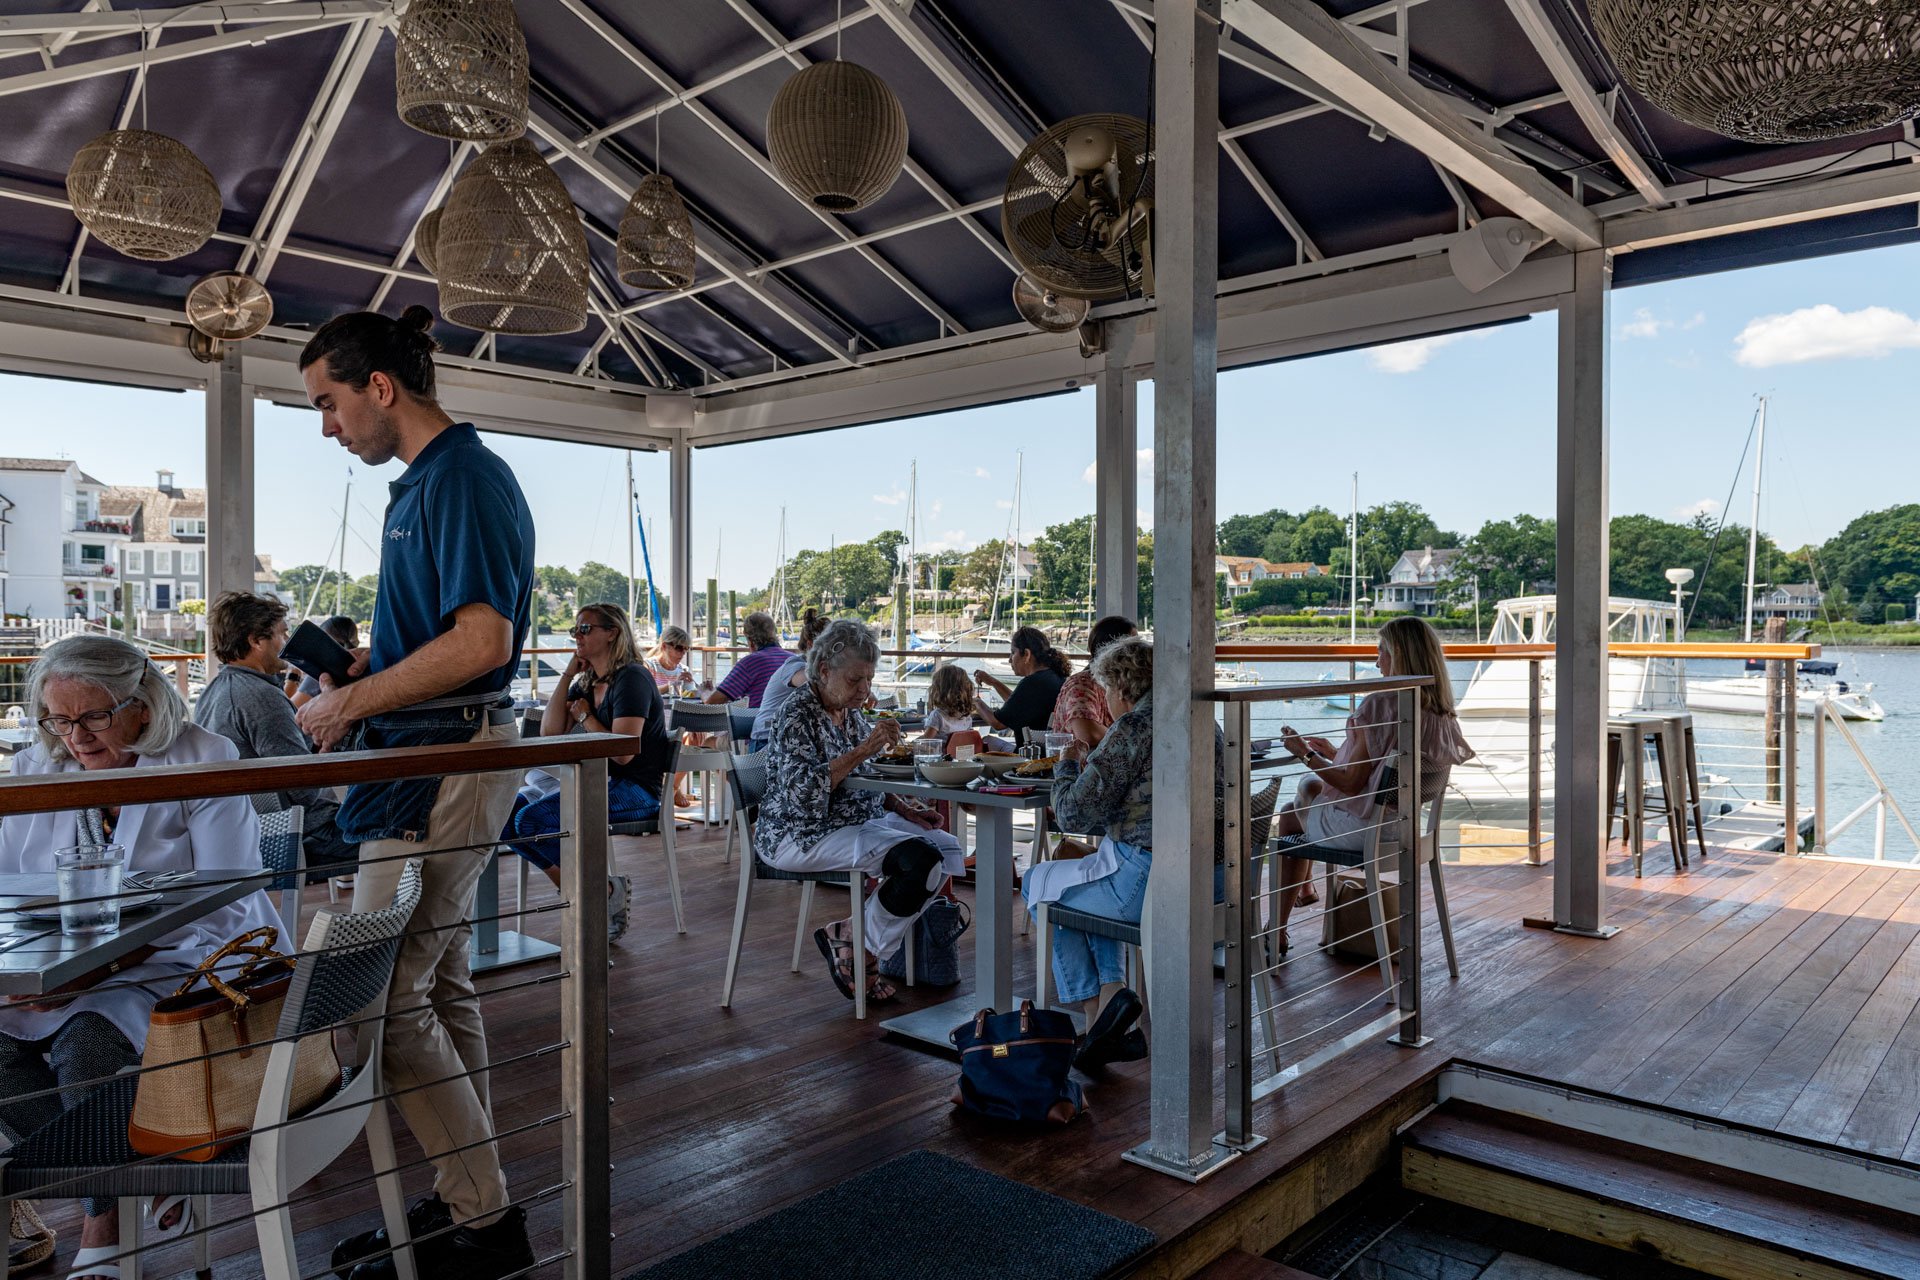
[758,620,965,1004]
[0,635,281,1280]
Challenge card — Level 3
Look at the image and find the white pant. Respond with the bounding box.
[768,813,966,956]
[1302,789,1374,849]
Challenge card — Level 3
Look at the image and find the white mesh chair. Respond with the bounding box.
[256,805,306,943]
[670,700,736,851]
[0,865,423,1280]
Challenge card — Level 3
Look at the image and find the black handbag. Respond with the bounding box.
[949,1002,1085,1125]
[879,896,970,985]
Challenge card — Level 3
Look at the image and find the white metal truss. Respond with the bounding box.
[0,3,385,38]
[0,15,363,97]
[1223,0,1604,249]
[368,142,476,312]
[863,0,1029,156]
[1501,0,1666,205]
[555,0,968,341]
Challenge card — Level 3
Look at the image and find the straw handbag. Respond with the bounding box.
[129,926,342,1161]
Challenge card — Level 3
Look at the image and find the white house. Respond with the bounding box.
[1377,546,1463,616]
[103,471,208,614]
[1214,555,1330,599]
[0,457,128,620]
[1752,583,1823,622]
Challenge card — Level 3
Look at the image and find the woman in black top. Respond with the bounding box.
[505,602,671,940]
[973,625,1070,737]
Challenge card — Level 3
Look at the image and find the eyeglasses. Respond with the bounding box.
[39,696,140,737]
[667,643,688,652]
[569,624,608,638]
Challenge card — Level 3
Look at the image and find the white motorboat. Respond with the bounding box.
[1684,671,1885,721]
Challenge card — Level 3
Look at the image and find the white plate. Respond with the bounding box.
[868,762,920,778]
[4,892,162,922]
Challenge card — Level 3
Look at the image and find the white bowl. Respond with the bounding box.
[975,752,1025,777]
[918,759,985,787]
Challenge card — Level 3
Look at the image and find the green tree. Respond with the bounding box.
[1256,514,1302,564]
[1136,530,1154,624]
[1459,514,1557,601]
[956,540,1008,597]
[1357,500,1453,583]
[1233,576,1340,614]
[1219,509,1291,558]
[1820,505,1920,611]
[868,529,907,578]
[1030,515,1095,603]
[576,561,633,608]
[1287,507,1347,566]
[786,543,891,609]
[535,564,577,599]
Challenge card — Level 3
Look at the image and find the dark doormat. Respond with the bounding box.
[623,1149,1157,1280]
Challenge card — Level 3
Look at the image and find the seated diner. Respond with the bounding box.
[758,620,965,1004]
[1049,614,1137,749]
[0,635,281,1280]
[750,608,830,752]
[705,611,789,708]
[972,625,1069,739]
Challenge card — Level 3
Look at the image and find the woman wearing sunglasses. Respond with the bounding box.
[504,604,672,941]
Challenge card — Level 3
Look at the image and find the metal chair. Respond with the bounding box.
[608,739,689,934]
[0,865,423,1280]
[257,804,305,943]
[719,753,896,1021]
[670,700,735,837]
[728,704,757,753]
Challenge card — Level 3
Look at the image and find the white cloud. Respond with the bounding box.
[1675,498,1719,522]
[995,499,1014,510]
[1618,307,1670,340]
[973,467,991,479]
[872,485,907,506]
[1083,461,1096,485]
[929,499,942,519]
[1682,311,1706,330]
[1734,304,1920,367]
[1082,448,1155,485]
[1368,332,1475,373]
[922,529,972,552]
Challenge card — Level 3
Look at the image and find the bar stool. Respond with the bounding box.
[1607,714,1684,876]
[1657,712,1709,864]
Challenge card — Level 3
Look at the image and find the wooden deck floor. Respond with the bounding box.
[97,820,1920,1277]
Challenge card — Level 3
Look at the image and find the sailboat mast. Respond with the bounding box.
[625,452,638,620]
[332,473,350,619]
[1743,396,1768,644]
[1011,451,1023,632]
[1348,471,1360,644]
[907,460,917,635]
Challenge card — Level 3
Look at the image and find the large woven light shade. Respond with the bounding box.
[436,140,589,335]
[1591,0,1920,143]
[766,60,908,213]
[414,207,443,277]
[66,129,222,261]
[395,0,528,142]
[617,174,695,291]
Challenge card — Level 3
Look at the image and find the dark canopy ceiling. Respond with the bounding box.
[0,0,1910,392]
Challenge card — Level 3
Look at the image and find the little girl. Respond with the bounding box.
[921,664,976,742]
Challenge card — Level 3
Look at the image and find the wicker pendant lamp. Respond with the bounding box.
[1590,0,1920,143]
[766,59,909,212]
[414,207,444,277]
[618,175,695,291]
[395,0,528,143]
[66,129,222,261]
[435,139,589,335]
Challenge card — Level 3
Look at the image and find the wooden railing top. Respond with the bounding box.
[528,640,1823,662]
[0,651,203,665]
[0,733,634,818]
[1201,674,1436,703]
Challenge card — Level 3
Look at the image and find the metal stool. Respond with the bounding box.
[1607,714,1686,875]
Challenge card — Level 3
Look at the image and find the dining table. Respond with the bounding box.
[845,771,1053,1052]
[0,869,259,997]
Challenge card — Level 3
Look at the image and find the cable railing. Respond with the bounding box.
[0,734,623,1280]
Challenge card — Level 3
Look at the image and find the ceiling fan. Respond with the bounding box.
[1003,114,1154,308]
[184,270,273,363]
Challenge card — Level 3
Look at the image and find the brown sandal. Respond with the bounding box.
[814,922,897,1003]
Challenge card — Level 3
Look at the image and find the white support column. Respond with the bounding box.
[204,345,255,611]
[1094,361,1139,620]
[1131,0,1229,1183]
[660,397,694,634]
[1551,249,1616,938]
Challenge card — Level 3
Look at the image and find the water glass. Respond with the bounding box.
[1043,731,1074,756]
[55,844,125,937]
[915,737,947,765]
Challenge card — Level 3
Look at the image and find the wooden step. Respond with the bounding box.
[1402,1101,1920,1280]
[1188,1248,1318,1280]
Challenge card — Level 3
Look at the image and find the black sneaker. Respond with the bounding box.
[1074,1026,1149,1072]
[331,1194,451,1279]
[1082,987,1142,1046]
[348,1205,535,1280]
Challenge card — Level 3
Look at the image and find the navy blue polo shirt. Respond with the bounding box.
[371,423,534,697]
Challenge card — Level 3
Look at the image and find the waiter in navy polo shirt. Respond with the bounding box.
[295,305,536,1280]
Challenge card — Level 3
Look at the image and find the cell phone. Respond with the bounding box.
[281,620,357,687]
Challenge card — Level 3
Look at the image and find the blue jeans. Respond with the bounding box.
[505,776,661,870]
[1044,846,1225,1006]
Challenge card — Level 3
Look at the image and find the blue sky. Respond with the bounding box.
[5,240,1917,593]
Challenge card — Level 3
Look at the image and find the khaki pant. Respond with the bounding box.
[352,716,520,1225]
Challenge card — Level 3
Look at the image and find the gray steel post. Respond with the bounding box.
[1528,659,1543,866]
[1783,676,1798,853]
[1221,702,1259,1149]
[668,431,693,633]
[1391,688,1430,1046]
[203,344,255,615]
[1132,0,1228,1185]
[559,759,612,1279]
[1551,249,1617,938]
[1814,704,1827,853]
[1094,361,1139,620]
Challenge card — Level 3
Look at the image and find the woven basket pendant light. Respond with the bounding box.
[1591,0,1920,143]
[618,174,696,290]
[766,59,909,212]
[66,129,222,261]
[436,139,589,335]
[414,207,444,277]
[395,0,529,143]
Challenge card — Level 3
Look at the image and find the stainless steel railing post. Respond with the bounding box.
[1783,677,1798,854]
[1814,704,1827,854]
[1528,659,1543,866]
[1221,702,1255,1149]
[1390,688,1429,1047]
[559,759,612,1280]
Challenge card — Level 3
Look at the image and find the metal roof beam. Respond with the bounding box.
[1604,162,1920,250]
[725,0,1019,275]
[557,0,968,340]
[863,0,1030,156]
[1222,0,1603,249]
[527,114,857,369]
[368,141,477,312]
[1502,0,1665,205]
[0,3,384,37]
[248,20,386,283]
[0,15,361,97]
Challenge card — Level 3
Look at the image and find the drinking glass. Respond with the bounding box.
[55,844,125,937]
[915,738,946,765]
[1043,731,1074,756]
